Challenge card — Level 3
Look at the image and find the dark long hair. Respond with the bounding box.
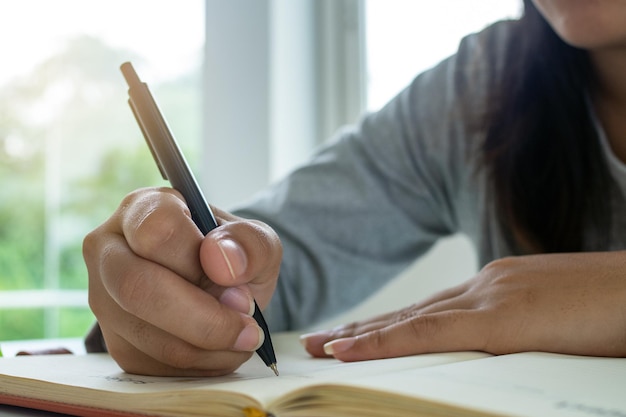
[482,0,612,253]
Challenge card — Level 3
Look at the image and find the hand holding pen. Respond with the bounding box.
[82,64,282,377]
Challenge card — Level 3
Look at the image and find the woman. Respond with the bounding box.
[83,0,626,376]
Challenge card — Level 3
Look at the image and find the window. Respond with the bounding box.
[365,0,522,110]
[0,0,204,340]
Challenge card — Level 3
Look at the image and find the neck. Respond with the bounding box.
[589,48,626,163]
[590,48,626,106]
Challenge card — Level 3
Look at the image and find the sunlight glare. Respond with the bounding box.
[0,0,204,85]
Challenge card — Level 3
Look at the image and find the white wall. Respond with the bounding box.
[202,0,271,209]
[202,0,365,208]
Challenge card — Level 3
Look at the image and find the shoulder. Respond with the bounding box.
[344,20,521,232]
[422,19,520,125]
[371,19,519,123]
[362,19,520,162]
[457,19,520,72]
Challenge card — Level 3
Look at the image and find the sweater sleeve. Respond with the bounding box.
[232,22,509,331]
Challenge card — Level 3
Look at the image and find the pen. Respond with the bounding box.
[120,61,278,376]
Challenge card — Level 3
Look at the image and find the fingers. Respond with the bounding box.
[300,283,473,357]
[103,187,282,300]
[119,188,206,286]
[301,252,626,363]
[85,233,261,375]
[101,317,252,377]
[90,231,263,351]
[83,187,282,375]
[321,310,488,362]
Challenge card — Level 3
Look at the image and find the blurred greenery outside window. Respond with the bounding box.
[0,1,204,340]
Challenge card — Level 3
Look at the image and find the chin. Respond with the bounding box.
[552,25,626,51]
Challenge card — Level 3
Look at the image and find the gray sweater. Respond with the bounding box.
[234,20,626,331]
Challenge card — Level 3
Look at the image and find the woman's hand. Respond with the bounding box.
[301,252,626,360]
[83,187,282,376]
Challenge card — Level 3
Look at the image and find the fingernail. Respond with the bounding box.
[233,322,264,352]
[219,287,255,316]
[217,238,247,280]
[299,331,330,347]
[323,338,355,355]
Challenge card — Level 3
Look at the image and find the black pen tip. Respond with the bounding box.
[269,363,279,376]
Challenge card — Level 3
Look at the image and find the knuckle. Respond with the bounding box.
[120,187,160,208]
[83,225,115,270]
[249,221,282,259]
[86,241,119,317]
[392,305,420,324]
[251,220,282,256]
[87,292,104,318]
[480,256,517,281]
[130,208,179,256]
[241,220,282,260]
[82,229,99,262]
[124,189,194,258]
[365,329,385,352]
[332,321,359,339]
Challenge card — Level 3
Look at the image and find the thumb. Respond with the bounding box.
[199,219,282,309]
[204,233,249,283]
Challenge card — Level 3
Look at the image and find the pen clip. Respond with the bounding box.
[128,99,168,181]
